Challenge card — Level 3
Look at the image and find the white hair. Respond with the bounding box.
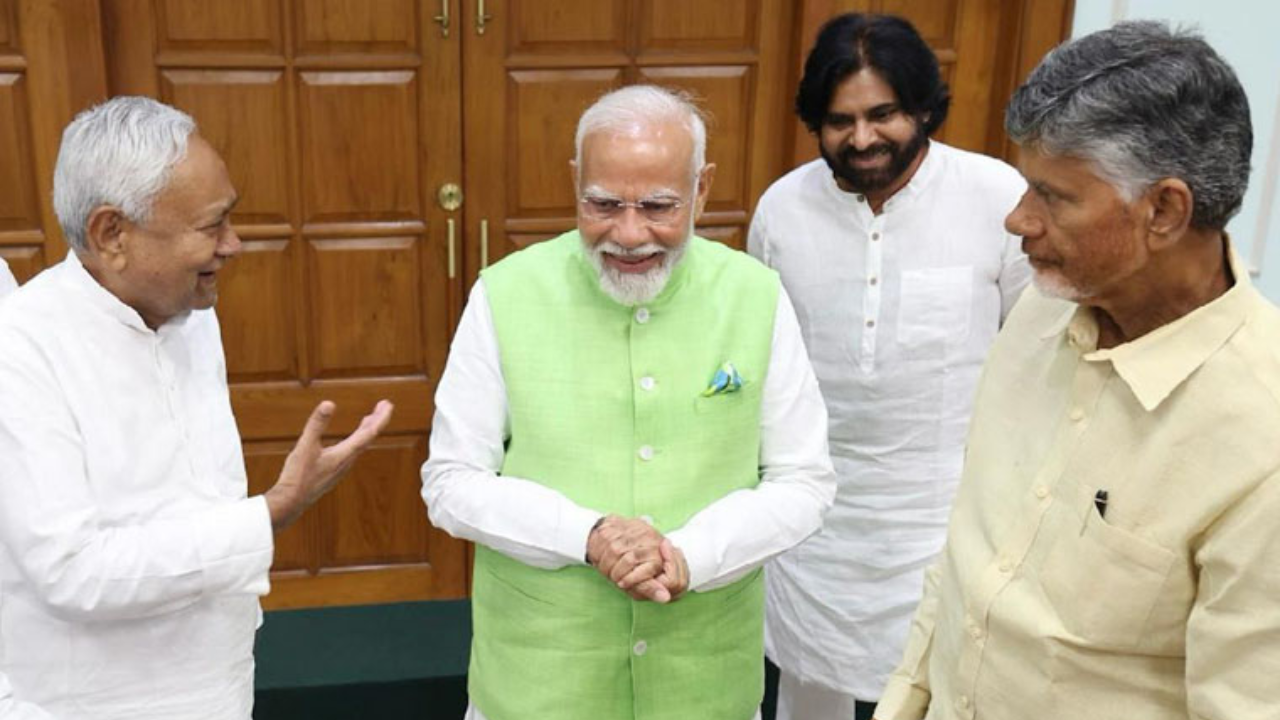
[574,85,707,180]
[53,96,197,251]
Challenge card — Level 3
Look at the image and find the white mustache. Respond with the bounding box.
[596,241,667,258]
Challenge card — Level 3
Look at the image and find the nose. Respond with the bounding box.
[217,222,243,258]
[850,119,878,152]
[610,206,651,249]
[1004,191,1042,238]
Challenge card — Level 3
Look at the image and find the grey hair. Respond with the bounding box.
[574,84,708,181]
[53,96,197,251]
[1005,21,1251,230]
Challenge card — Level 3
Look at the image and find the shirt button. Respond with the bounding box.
[957,695,971,710]
[1035,485,1049,499]
[638,445,654,461]
[998,558,1013,573]
[969,625,984,640]
[639,376,655,391]
[865,319,875,328]
[869,276,878,286]
[1069,407,1085,422]
[855,194,865,203]
[633,640,648,656]
[634,307,650,324]
[871,232,881,241]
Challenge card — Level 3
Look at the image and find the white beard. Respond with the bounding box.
[1031,267,1085,302]
[584,234,690,306]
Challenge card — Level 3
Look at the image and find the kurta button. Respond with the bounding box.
[998,558,1013,573]
[634,307,650,324]
[638,445,654,461]
[633,640,647,656]
[639,376,655,391]
[871,232,881,241]
[1069,407,1085,422]
[856,194,865,203]
[1035,485,1049,499]
[869,277,878,286]
[866,319,875,328]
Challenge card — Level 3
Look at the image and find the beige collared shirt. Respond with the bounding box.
[878,247,1280,720]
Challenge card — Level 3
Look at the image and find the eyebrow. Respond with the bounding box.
[581,185,681,200]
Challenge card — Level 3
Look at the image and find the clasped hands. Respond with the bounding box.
[586,514,689,603]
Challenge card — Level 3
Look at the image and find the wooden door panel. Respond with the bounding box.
[295,0,418,53]
[219,240,298,381]
[105,0,466,608]
[638,0,757,53]
[308,236,425,377]
[510,0,625,53]
[299,71,420,222]
[156,0,283,53]
[0,73,39,235]
[329,434,432,566]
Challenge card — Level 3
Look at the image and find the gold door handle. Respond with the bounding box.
[446,218,457,279]
[476,0,493,35]
[480,219,489,268]
[433,0,450,37]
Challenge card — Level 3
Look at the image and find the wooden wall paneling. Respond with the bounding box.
[11,0,109,275]
[329,434,432,566]
[245,440,316,572]
[218,239,299,381]
[0,71,39,235]
[992,0,1075,163]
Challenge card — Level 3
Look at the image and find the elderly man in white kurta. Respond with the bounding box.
[749,14,1028,719]
[0,97,391,720]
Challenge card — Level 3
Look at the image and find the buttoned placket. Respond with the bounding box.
[857,197,884,374]
[951,337,1113,717]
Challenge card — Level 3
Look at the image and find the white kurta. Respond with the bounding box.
[424,281,837,720]
[0,262,50,720]
[0,255,274,720]
[0,259,16,298]
[748,143,1029,700]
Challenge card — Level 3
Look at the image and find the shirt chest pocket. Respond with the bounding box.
[1039,481,1176,650]
[896,266,973,355]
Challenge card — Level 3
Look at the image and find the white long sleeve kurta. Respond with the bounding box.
[749,143,1029,700]
[424,280,837,720]
[0,255,274,720]
[0,259,51,720]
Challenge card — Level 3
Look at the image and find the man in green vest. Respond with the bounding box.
[421,85,837,720]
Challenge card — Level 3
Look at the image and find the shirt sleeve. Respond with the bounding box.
[746,202,771,266]
[666,287,836,591]
[0,326,273,624]
[876,557,942,720]
[1185,468,1280,720]
[0,673,53,720]
[420,282,603,568]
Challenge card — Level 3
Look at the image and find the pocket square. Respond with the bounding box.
[701,362,744,396]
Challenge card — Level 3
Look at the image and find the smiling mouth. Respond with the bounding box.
[604,252,663,274]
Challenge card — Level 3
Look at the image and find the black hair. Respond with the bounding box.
[796,13,951,136]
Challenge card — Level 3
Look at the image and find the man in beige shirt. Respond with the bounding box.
[876,21,1280,720]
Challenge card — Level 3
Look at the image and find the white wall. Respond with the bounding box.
[1072,0,1280,302]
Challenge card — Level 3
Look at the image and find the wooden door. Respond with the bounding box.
[790,0,1074,165]
[102,0,468,609]
[459,0,797,274]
